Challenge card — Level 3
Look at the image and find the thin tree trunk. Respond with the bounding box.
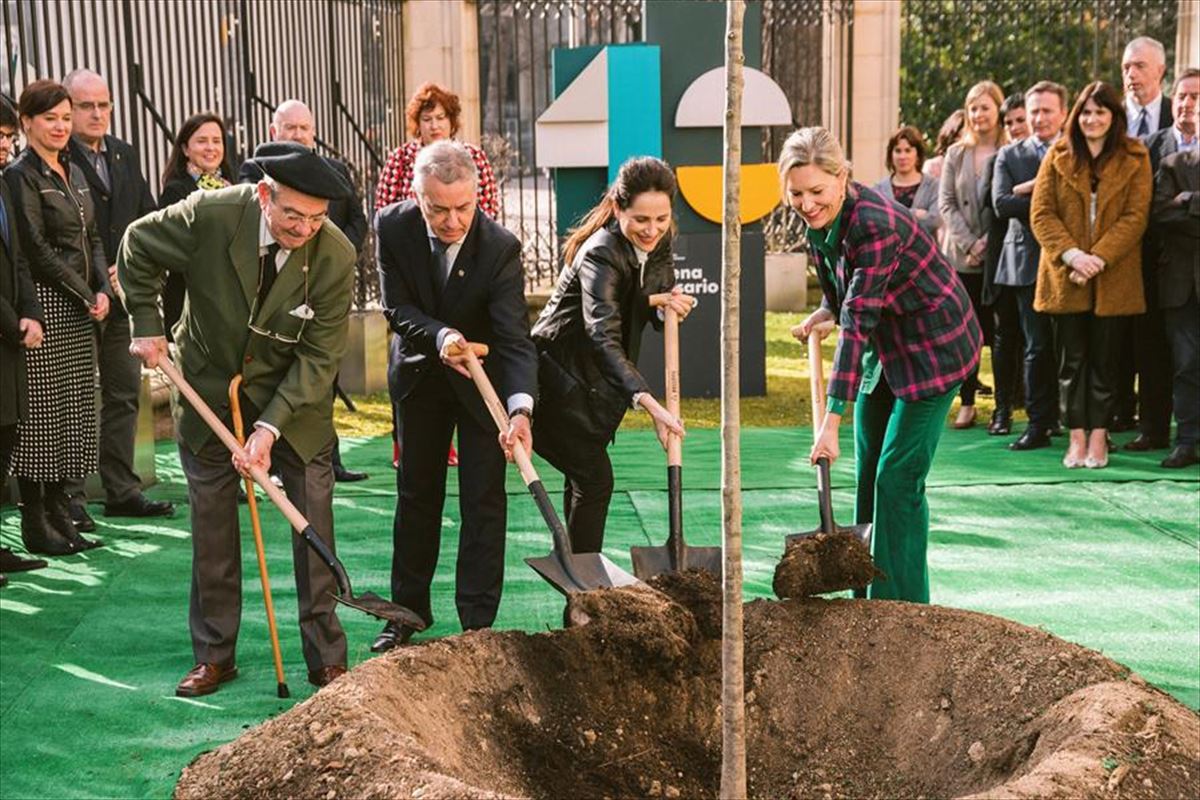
[719,1,746,798]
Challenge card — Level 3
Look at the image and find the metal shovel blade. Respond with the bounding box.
[630,542,723,581]
[334,591,429,628]
[525,551,644,597]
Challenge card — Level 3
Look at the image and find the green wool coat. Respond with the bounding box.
[118,184,355,462]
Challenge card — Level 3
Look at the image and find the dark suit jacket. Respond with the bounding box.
[239,156,367,254]
[979,151,1007,305]
[68,135,157,319]
[1140,127,1183,288]
[376,201,536,434]
[1150,149,1199,308]
[992,137,1046,288]
[0,177,45,427]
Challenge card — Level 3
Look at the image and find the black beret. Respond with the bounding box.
[250,141,353,200]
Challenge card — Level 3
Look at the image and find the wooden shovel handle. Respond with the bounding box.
[664,307,682,467]
[463,348,540,486]
[158,358,309,533]
[808,331,826,432]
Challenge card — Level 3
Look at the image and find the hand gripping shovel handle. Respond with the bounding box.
[462,350,576,561]
[157,359,355,599]
[808,332,835,535]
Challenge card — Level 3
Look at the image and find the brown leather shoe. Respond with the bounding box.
[176,662,238,697]
[307,665,347,688]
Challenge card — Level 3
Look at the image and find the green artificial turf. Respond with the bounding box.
[0,426,1196,800]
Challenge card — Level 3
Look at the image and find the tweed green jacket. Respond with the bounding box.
[118,184,355,462]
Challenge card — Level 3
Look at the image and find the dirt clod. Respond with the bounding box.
[772,533,883,597]
[176,574,1200,800]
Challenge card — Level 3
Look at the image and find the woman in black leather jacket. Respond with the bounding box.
[531,157,696,554]
[4,80,109,555]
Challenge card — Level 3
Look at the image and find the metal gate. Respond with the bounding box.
[901,0,1180,142]
[1,0,405,308]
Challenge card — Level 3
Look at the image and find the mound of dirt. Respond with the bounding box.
[175,572,1199,799]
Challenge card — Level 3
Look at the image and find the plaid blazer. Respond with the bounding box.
[810,182,982,404]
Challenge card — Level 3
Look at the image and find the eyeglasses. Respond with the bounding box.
[267,194,327,227]
[75,101,113,113]
[0,131,15,142]
[247,247,311,344]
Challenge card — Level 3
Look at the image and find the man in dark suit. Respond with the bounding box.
[240,99,369,482]
[1124,68,1200,452]
[121,143,357,695]
[992,80,1068,450]
[0,96,48,582]
[1150,121,1200,468]
[62,69,173,528]
[372,140,536,652]
[1113,37,1176,431]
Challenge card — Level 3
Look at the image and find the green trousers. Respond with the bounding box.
[852,378,958,603]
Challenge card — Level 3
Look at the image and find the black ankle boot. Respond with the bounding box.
[44,482,102,551]
[18,481,76,556]
[988,407,1012,436]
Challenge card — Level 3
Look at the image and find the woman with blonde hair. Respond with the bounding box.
[939,80,1008,429]
[1030,81,1151,469]
[784,127,981,603]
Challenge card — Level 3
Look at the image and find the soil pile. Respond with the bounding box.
[176,572,1199,799]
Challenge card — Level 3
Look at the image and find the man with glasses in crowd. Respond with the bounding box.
[119,141,357,697]
[62,68,173,528]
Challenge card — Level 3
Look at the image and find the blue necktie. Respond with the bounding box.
[1035,142,1047,162]
[1136,109,1149,137]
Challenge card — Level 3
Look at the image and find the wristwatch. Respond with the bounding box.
[509,407,533,421]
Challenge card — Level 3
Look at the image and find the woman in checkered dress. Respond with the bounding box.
[4,81,108,555]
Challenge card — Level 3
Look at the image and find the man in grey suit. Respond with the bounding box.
[992,80,1068,451]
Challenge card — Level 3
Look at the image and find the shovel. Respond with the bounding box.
[461,346,643,596]
[630,306,721,579]
[158,358,427,628]
[787,331,873,549]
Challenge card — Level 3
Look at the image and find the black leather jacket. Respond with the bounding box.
[531,220,674,439]
[4,147,110,309]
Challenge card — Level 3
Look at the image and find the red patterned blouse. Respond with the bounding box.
[374,139,500,219]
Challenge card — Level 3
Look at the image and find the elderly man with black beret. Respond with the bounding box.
[118,141,357,697]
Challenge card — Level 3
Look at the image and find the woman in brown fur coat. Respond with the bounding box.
[1030,81,1151,470]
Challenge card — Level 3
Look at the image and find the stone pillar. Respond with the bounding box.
[847,0,901,187]
[402,0,482,144]
[1178,0,1200,78]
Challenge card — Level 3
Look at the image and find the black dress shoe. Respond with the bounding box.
[1161,445,1199,469]
[977,381,993,397]
[0,547,48,573]
[333,465,369,483]
[104,495,175,518]
[1124,433,1170,452]
[1009,427,1052,451]
[987,409,1012,436]
[20,514,76,556]
[370,621,418,653]
[69,502,97,533]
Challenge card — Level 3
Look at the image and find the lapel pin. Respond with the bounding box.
[457,269,465,277]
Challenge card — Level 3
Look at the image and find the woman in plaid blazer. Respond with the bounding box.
[782,127,982,603]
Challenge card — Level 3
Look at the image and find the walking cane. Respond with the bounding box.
[229,375,290,699]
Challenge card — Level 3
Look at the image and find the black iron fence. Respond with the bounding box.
[901,0,1180,143]
[1,0,405,307]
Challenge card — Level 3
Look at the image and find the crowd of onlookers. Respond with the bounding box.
[0,70,498,586]
[875,36,1198,472]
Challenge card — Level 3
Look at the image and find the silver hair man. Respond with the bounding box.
[412,140,478,198]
